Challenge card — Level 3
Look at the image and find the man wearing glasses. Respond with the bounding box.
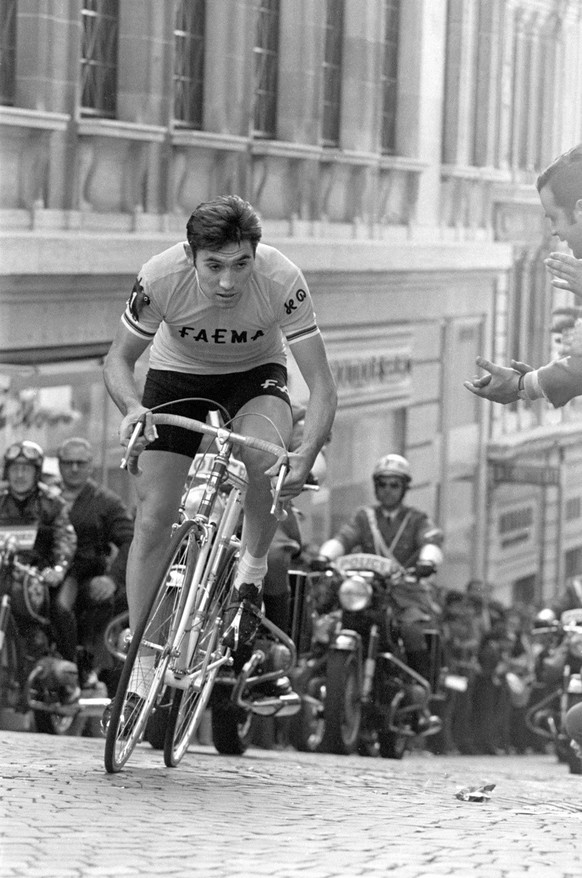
[318,453,444,681]
[56,437,134,689]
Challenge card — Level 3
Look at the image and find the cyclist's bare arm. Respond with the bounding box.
[103,323,158,465]
[270,334,337,500]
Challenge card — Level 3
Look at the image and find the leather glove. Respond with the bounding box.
[415,559,436,580]
[310,556,331,573]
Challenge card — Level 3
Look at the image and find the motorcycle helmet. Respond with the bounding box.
[372,453,411,485]
[3,440,44,480]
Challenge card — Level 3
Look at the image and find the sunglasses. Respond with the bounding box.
[5,441,43,463]
[59,459,91,467]
[375,479,404,489]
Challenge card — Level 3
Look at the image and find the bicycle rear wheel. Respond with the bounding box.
[104,521,199,773]
[163,547,237,767]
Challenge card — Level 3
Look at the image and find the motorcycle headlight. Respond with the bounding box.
[338,575,373,611]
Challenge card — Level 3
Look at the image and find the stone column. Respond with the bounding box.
[473,0,504,169]
[117,0,172,126]
[203,0,254,136]
[340,0,382,153]
[278,0,325,144]
[440,0,477,166]
[497,2,517,171]
[397,0,447,228]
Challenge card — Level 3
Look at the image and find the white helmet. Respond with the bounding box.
[372,453,411,484]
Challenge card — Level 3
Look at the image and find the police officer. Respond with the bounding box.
[318,453,444,680]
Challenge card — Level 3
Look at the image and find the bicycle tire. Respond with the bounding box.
[163,547,237,767]
[104,520,199,773]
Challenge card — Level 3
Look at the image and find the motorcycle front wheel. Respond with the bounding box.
[288,675,326,753]
[321,650,361,755]
[378,730,407,759]
[211,685,254,755]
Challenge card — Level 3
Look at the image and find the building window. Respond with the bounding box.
[174,0,205,128]
[565,546,582,580]
[81,0,118,118]
[512,574,536,607]
[380,0,399,154]
[566,496,582,522]
[322,0,344,147]
[253,0,279,138]
[0,0,17,106]
[499,506,533,536]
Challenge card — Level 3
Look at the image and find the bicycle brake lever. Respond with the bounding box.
[120,421,145,470]
[270,461,289,518]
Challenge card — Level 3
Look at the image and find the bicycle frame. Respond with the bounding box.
[163,443,246,690]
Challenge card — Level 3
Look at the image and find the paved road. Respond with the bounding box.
[1,730,581,878]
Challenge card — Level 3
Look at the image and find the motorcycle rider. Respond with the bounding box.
[317,453,444,683]
[0,440,79,703]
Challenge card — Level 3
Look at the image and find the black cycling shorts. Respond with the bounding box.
[141,363,291,457]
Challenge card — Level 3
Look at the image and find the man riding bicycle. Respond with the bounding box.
[103,195,337,710]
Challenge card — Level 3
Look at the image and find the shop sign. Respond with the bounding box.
[329,351,411,400]
[493,462,560,486]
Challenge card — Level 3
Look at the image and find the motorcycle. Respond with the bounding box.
[526,607,582,774]
[289,552,444,758]
[0,530,109,735]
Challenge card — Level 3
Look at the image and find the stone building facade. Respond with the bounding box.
[1,0,582,603]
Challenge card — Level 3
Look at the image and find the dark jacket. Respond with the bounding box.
[66,478,134,593]
[0,481,77,569]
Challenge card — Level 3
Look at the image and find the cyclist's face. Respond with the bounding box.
[7,461,37,497]
[195,241,255,309]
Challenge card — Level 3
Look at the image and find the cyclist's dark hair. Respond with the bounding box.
[536,144,582,221]
[186,195,262,259]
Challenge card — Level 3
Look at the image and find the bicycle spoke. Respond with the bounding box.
[164,547,237,766]
[104,522,199,773]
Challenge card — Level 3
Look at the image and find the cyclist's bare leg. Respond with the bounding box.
[223,395,292,651]
[126,450,192,631]
[234,394,293,560]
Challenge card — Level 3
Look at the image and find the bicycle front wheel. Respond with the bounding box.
[163,547,237,767]
[104,521,199,773]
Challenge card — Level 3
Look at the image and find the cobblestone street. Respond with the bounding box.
[1,730,582,877]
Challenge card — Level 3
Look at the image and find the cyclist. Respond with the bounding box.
[103,195,337,708]
[0,440,79,702]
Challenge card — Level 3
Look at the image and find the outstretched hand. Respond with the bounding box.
[463,356,532,405]
[545,252,582,300]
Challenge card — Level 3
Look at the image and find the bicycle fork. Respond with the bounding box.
[164,483,244,690]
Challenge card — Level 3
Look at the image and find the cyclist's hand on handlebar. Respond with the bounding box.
[119,407,158,475]
[266,450,312,502]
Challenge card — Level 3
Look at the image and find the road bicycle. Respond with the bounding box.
[104,407,299,773]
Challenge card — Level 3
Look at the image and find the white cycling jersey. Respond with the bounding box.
[121,241,319,375]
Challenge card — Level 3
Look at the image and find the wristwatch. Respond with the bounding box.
[517,373,527,400]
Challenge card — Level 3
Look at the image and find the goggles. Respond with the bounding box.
[5,441,44,465]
